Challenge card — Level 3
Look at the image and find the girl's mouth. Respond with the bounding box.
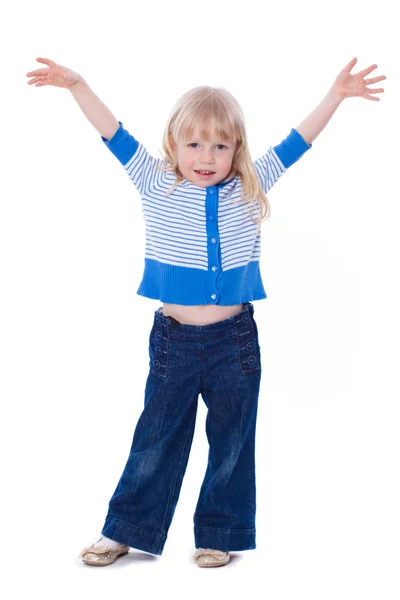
[194,170,215,178]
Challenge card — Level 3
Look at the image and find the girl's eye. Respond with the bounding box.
[188,143,226,149]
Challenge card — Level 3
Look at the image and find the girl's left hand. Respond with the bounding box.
[333,57,386,101]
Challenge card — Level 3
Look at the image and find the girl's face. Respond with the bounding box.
[171,126,237,187]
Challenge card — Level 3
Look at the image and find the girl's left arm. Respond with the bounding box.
[295,57,386,145]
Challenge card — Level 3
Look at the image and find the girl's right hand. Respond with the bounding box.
[26,57,82,89]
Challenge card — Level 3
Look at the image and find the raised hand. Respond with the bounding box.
[26,57,82,89]
[332,57,386,101]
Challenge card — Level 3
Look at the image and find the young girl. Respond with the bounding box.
[26,56,385,568]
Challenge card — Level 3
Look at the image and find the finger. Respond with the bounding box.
[26,68,49,77]
[365,75,386,84]
[343,57,358,72]
[28,77,44,85]
[27,77,45,86]
[366,87,385,94]
[36,57,56,67]
[358,64,378,77]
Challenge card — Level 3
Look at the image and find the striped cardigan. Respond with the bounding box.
[101,122,312,305]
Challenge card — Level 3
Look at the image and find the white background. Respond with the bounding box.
[1,0,399,598]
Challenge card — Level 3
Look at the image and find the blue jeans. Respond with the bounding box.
[101,301,262,554]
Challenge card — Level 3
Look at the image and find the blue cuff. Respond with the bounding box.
[101,121,140,165]
[273,128,312,168]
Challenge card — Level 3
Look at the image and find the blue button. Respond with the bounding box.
[208,215,214,221]
[209,189,215,195]
[211,265,218,272]
[211,238,217,244]
[211,293,217,300]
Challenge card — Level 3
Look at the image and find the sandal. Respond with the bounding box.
[193,548,231,568]
[79,536,129,566]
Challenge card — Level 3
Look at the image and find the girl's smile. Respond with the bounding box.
[194,170,216,179]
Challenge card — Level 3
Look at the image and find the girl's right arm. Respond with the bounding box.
[27,57,161,196]
[26,57,120,141]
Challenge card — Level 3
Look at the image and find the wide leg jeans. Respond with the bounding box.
[101,301,262,554]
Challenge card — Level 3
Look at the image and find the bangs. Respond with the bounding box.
[178,98,238,143]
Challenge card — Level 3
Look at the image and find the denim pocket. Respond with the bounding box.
[149,321,169,378]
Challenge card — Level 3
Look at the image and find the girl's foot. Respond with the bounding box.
[193,548,231,567]
[79,535,129,566]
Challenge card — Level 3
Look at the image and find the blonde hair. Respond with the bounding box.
[155,86,271,235]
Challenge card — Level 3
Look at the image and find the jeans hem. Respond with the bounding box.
[102,515,166,555]
[194,526,256,552]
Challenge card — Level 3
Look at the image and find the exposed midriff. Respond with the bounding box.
[162,302,244,325]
